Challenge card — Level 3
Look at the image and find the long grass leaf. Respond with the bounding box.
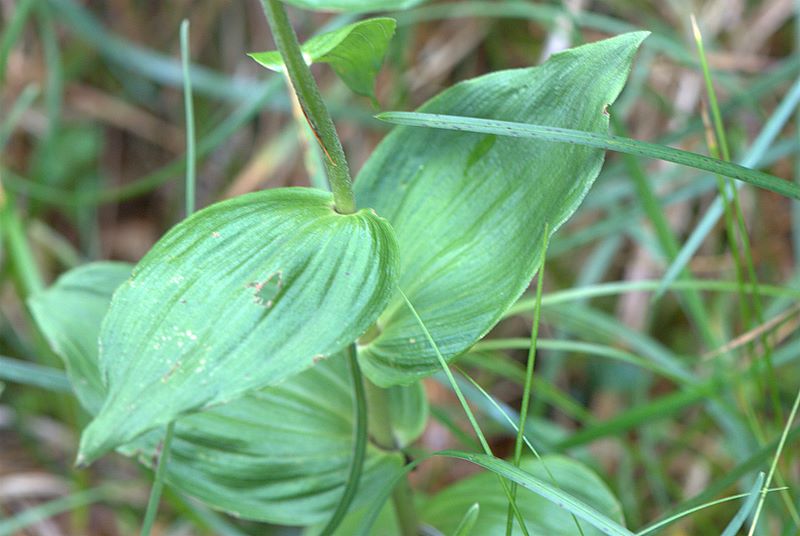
[376,112,800,200]
[438,450,635,536]
[721,472,765,536]
[0,355,71,392]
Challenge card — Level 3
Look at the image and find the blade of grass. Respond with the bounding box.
[508,279,800,315]
[439,450,635,536]
[139,423,175,536]
[180,20,196,218]
[0,354,71,392]
[398,288,530,535]
[473,338,683,382]
[656,75,800,298]
[721,472,764,536]
[0,0,35,87]
[0,486,110,536]
[376,112,800,200]
[747,385,800,535]
[636,484,784,536]
[140,21,196,532]
[507,226,558,535]
[455,367,585,536]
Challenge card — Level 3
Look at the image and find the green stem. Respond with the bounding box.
[261,0,356,214]
[319,345,367,535]
[506,225,549,536]
[363,378,419,535]
[180,19,196,218]
[140,423,175,536]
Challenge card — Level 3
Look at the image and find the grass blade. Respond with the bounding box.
[375,111,800,200]
[437,450,635,536]
[398,289,530,535]
[0,487,108,536]
[721,472,764,536]
[656,75,800,298]
[0,355,71,392]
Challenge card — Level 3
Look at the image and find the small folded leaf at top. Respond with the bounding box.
[250,18,396,100]
[355,32,648,386]
[78,187,399,464]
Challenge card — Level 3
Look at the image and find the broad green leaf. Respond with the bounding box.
[355,33,648,386]
[28,262,131,413]
[422,455,627,536]
[250,18,396,100]
[79,187,399,463]
[30,262,404,525]
[284,0,426,13]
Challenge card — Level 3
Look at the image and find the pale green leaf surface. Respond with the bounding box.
[388,378,428,447]
[422,456,627,536]
[284,0,426,13]
[31,262,403,525]
[79,188,399,463]
[355,33,648,386]
[28,262,131,413]
[249,18,395,99]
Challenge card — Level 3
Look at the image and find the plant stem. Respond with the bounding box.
[364,378,419,536]
[319,345,367,535]
[180,19,196,218]
[506,225,549,536]
[140,423,175,536]
[260,0,356,214]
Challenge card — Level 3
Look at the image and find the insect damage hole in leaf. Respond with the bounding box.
[248,271,284,308]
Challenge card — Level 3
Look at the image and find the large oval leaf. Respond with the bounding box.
[284,0,426,13]
[29,262,406,525]
[250,18,396,100]
[79,188,399,463]
[355,33,648,386]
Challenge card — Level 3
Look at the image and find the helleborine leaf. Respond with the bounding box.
[78,187,399,463]
[354,32,648,386]
[28,262,132,414]
[421,456,627,536]
[30,262,405,525]
[249,18,396,100]
[283,0,426,13]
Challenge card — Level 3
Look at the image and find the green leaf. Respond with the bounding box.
[250,18,396,100]
[283,0,426,13]
[376,111,800,201]
[31,262,404,525]
[388,379,428,447]
[430,454,630,536]
[452,503,480,536]
[355,32,648,386]
[79,187,399,463]
[132,355,403,525]
[28,262,132,413]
